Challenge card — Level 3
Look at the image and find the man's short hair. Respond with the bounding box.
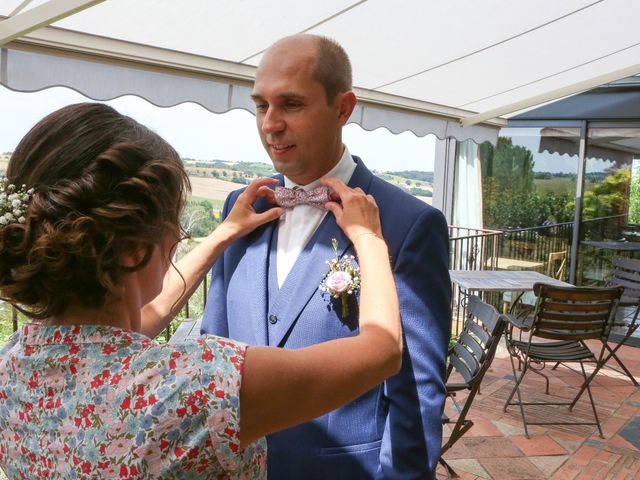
[312,36,353,104]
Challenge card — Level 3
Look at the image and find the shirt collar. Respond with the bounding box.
[283,146,356,191]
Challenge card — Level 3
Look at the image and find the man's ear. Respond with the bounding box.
[337,91,357,126]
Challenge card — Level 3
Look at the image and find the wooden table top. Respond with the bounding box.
[449,270,572,292]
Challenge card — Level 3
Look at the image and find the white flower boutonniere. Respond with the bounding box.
[319,238,361,318]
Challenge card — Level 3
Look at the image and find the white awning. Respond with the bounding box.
[2,0,640,142]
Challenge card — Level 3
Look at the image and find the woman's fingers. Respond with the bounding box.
[321,178,382,241]
[223,178,284,238]
[239,177,280,204]
[320,177,349,198]
[256,185,277,204]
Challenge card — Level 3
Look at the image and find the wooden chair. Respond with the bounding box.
[547,250,567,280]
[503,283,623,438]
[440,296,506,477]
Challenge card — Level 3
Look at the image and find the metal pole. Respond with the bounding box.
[569,121,588,285]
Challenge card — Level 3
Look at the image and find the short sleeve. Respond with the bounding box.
[196,335,267,477]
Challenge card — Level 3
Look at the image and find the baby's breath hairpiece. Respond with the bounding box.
[0,178,34,227]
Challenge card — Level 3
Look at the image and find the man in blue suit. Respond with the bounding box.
[202,34,451,479]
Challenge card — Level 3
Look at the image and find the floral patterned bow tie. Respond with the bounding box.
[274,186,331,209]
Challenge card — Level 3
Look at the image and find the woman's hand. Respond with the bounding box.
[222,178,284,240]
[321,178,382,242]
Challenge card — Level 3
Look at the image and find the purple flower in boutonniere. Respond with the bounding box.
[319,238,361,318]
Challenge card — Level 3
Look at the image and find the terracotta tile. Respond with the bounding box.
[596,455,625,480]
[590,385,637,405]
[618,416,640,449]
[480,456,545,479]
[628,457,640,477]
[435,463,482,480]
[581,455,619,478]
[528,455,569,477]
[594,448,615,462]
[549,431,586,454]
[442,439,473,460]
[459,436,525,458]
[600,416,629,440]
[613,403,640,418]
[444,458,491,479]
[614,466,629,480]
[549,460,581,480]
[607,433,640,452]
[567,445,602,465]
[592,373,634,387]
[606,456,630,479]
[511,435,568,456]
[464,419,503,437]
[494,419,528,437]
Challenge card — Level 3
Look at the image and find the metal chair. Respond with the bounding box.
[549,256,640,402]
[440,295,506,477]
[503,283,623,438]
[601,256,640,385]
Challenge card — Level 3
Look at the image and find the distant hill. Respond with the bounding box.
[387,170,434,183]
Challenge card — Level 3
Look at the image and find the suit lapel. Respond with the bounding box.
[268,158,374,346]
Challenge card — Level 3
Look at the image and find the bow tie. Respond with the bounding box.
[274,186,331,209]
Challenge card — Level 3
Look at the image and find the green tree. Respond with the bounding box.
[480,137,572,229]
[629,165,640,224]
[181,198,220,238]
[581,168,630,220]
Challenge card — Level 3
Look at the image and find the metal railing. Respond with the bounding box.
[2,215,627,341]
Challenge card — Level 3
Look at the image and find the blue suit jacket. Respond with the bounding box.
[201,158,451,479]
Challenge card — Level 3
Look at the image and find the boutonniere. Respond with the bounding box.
[319,238,361,318]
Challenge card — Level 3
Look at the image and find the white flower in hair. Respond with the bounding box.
[0,178,34,227]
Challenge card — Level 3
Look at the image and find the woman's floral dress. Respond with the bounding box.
[0,324,266,479]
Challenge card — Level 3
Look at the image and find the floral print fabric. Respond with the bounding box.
[0,324,266,479]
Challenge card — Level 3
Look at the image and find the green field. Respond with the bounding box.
[534,177,576,195]
[189,195,225,210]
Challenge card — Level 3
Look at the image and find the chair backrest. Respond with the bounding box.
[606,256,640,306]
[448,295,506,385]
[530,283,623,341]
[547,250,567,280]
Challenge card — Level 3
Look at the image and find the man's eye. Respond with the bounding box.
[285,102,302,109]
[255,103,268,111]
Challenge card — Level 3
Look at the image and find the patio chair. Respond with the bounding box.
[440,295,506,477]
[547,250,567,280]
[557,256,640,405]
[503,283,623,438]
[580,257,640,385]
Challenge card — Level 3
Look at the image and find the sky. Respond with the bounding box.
[0,86,436,172]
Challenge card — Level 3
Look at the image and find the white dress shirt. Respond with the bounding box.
[276,146,357,288]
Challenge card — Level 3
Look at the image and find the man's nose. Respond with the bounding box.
[261,108,285,135]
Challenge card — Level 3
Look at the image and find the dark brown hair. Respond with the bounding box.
[0,103,190,319]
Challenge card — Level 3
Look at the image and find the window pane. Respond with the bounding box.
[468,127,580,279]
[579,128,640,285]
